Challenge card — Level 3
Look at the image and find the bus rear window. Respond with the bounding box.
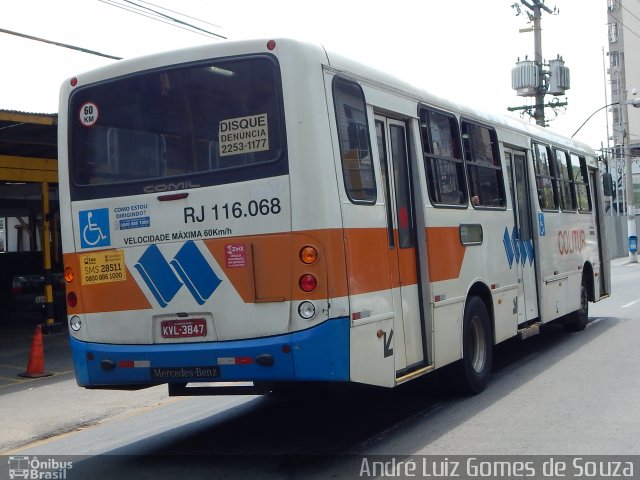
[69,55,286,198]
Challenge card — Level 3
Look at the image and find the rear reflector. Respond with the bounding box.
[217,357,254,365]
[118,360,150,368]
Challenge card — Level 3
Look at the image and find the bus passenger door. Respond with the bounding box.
[589,168,611,297]
[506,149,539,323]
[375,116,426,374]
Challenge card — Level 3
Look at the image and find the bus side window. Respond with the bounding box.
[332,77,376,204]
[533,142,558,210]
[571,153,593,213]
[461,121,506,208]
[419,107,467,206]
[555,149,577,212]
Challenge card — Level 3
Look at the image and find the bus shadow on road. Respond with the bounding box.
[84,317,619,457]
[58,315,623,478]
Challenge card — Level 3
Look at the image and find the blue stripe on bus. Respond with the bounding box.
[70,317,350,387]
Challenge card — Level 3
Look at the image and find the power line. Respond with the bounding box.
[97,0,214,39]
[98,0,226,40]
[134,0,223,30]
[123,0,226,39]
[0,27,122,59]
[1,1,226,63]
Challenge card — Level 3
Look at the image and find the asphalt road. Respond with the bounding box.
[3,258,639,480]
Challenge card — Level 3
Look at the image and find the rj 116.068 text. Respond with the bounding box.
[212,199,282,220]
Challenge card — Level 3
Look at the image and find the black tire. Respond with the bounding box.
[451,296,493,395]
[565,283,589,332]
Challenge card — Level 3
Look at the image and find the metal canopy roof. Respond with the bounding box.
[0,110,57,159]
[0,109,59,217]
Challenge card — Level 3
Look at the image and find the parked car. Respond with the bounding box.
[10,272,67,320]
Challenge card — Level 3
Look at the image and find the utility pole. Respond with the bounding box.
[531,0,550,126]
[509,1,569,126]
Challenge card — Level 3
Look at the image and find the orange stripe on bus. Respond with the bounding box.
[204,228,416,301]
[425,226,466,282]
[64,226,464,314]
[343,228,395,295]
[203,230,347,302]
[63,252,152,314]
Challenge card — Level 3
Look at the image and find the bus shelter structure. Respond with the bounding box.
[0,109,59,328]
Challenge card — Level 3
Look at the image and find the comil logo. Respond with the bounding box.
[134,240,221,307]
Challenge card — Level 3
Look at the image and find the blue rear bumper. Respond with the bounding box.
[70,317,350,387]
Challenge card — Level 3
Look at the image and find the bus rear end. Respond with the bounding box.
[58,40,349,393]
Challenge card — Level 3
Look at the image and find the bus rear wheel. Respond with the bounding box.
[564,282,589,332]
[451,296,493,395]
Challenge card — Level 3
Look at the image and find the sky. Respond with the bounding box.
[0,0,611,149]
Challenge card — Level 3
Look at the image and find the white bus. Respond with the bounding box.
[58,38,610,396]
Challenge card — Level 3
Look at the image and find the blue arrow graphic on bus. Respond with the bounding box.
[134,241,220,307]
[512,226,521,266]
[170,241,221,304]
[519,233,529,265]
[503,226,534,269]
[524,238,534,266]
[503,227,515,268]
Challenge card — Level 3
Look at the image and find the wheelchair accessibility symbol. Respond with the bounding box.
[79,208,111,249]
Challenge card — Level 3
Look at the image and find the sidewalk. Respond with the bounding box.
[0,313,171,453]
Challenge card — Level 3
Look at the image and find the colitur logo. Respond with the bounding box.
[134,240,221,307]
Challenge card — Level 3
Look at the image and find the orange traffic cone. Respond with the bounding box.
[18,325,53,378]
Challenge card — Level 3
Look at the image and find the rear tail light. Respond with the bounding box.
[299,274,317,292]
[11,282,22,294]
[64,267,74,283]
[67,291,78,308]
[299,246,318,264]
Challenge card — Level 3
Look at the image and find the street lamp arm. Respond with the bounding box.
[572,99,640,139]
[571,103,616,138]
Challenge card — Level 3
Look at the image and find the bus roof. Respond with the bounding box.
[320,42,595,156]
[62,37,596,157]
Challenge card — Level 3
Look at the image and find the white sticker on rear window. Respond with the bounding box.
[79,102,99,127]
[218,113,269,157]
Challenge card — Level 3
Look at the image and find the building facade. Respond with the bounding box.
[607,0,640,212]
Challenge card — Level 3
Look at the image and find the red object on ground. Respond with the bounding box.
[18,325,53,378]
